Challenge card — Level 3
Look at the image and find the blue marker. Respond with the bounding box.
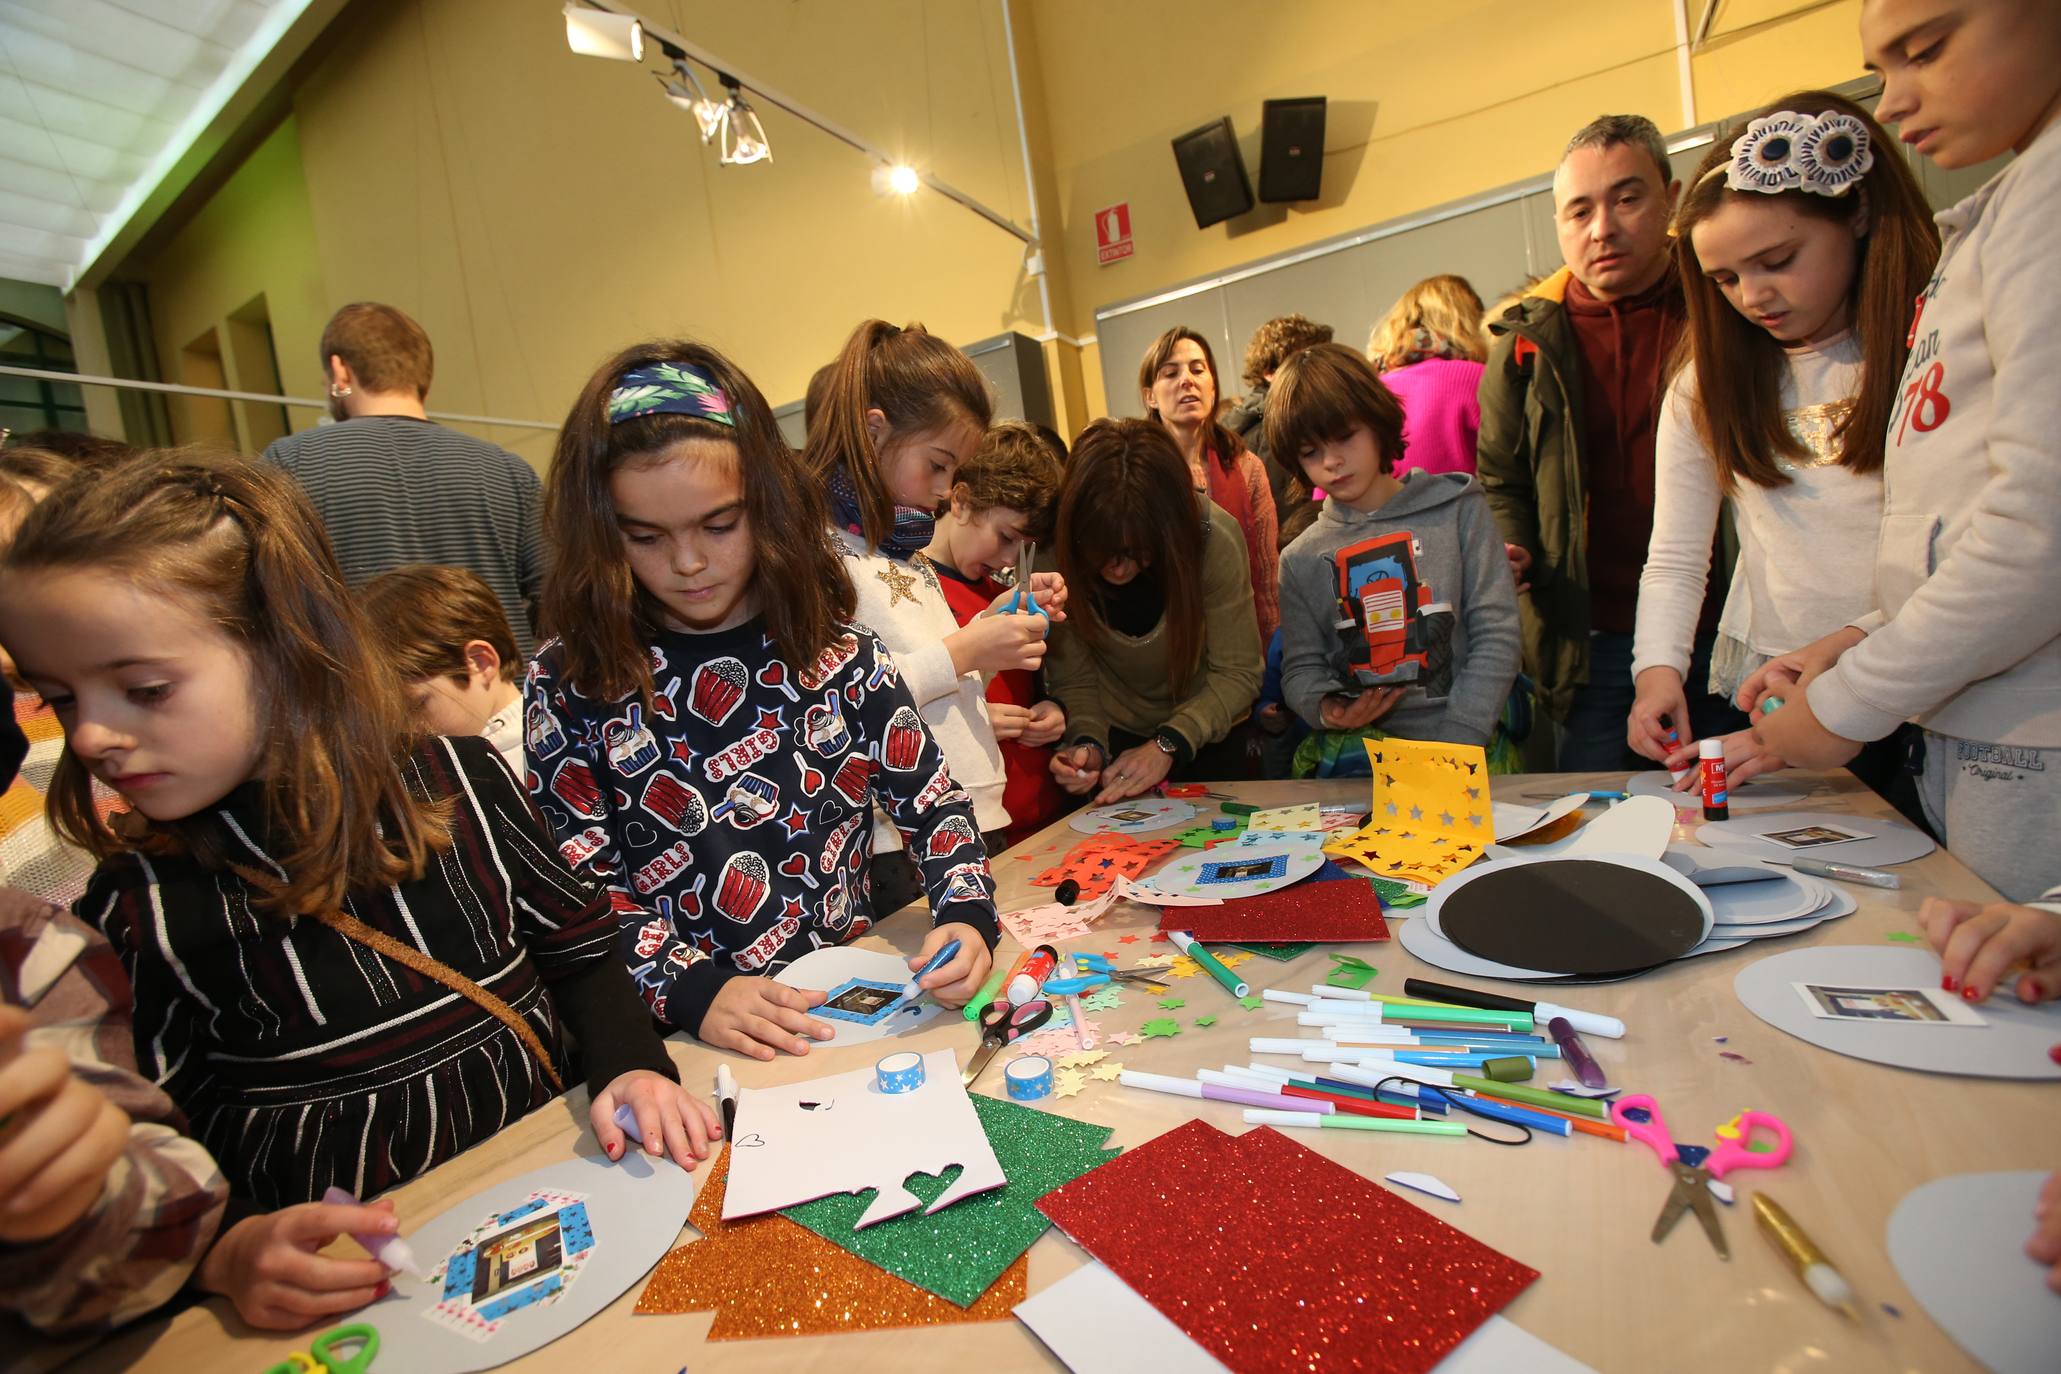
[1447,1093,1571,1137]
[908,938,962,997]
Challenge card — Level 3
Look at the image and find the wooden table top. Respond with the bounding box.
[61,771,2047,1374]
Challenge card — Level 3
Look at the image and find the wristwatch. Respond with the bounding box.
[1151,729,1181,758]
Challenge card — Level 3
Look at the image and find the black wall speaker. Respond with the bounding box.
[1259,96,1327,203]
[1171,117,1255,229]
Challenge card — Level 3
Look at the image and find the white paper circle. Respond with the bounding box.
[1704,871,1827,925]
[1734,945,2061,1079]
[1888,1172,2061,1374]
[1138,837,1326,900]
[1695,811,1936,867]
[1626,770,1812,809]
[1067,798,1199,833]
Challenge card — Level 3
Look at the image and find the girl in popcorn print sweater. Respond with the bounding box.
[525,342,998,1061]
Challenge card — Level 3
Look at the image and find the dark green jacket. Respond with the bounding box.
[1475,268,1591,721]
[1476,268,1734,722]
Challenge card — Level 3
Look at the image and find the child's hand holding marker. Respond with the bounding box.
[592,1068,721,1170]
[909,926,992,1008]
[1920,896,2061,1006]
[1050,743,1104,796]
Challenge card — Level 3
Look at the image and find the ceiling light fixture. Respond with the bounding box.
[656,58,726,143]
[718,80,771,165]
[562,1,644,61]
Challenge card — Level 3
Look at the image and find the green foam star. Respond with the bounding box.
[1238,994,1265,1011]
[1194,1015,1217,1028]
[1885,931,1921,944]
[1139,1017,1182,1039]
[1157,997,1185,1010]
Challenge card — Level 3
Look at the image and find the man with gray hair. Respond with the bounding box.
[1475,114,1739,769]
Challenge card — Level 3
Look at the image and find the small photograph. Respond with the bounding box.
[1104,807,1157,824]
[816,978,909,1024]
[1761,823,1869,850]
[1199,855,1288,884]
[1792,982,1986,1027]
[473,1213,567,1303]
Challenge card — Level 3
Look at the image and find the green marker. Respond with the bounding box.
[1243,1108,1466,1136]
[1761,696,1785,715]
[1381,1003,1535,1032]
[1452,1075,1610,1120]
[963,964,1010,1022]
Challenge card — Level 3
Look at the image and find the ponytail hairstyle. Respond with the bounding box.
[543,339,854,703]
[1056,418,1208,687]
[1137,326,1244,473]
[1672,90,1939,490]
[0,452,448,917]
[802,320,994,550]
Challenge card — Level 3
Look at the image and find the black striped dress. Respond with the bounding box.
[78,736,673,1211]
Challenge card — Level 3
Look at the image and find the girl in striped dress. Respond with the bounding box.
[0,455,714,1328]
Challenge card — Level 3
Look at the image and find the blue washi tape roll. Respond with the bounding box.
[877,1051,926,1093]
[1005,1055,1054,1100]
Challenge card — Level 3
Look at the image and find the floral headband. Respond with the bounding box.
[608,362,734,427]
[1711,110,1874,196]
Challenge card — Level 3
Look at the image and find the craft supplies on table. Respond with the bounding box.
[1612,1094,1792,1258]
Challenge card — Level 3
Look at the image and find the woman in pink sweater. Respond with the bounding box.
[1366,274,1488,478]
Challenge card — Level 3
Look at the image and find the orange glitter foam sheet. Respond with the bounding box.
[1029,833,1182,901]
[635,1148,1025,1339]
[1323,739,1495,888]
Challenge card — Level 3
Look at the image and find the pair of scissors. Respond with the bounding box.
[962,996,1054,1085]
[264,1322,379,1374]
[1068,952,1174,990]
[1002,542,1048,632]
[1610,1094,1792,1259]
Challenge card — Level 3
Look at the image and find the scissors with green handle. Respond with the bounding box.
[262,1321,379,1374]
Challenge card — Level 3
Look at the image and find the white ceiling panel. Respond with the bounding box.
[0,0,311,286]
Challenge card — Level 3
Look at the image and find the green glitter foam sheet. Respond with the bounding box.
[779,1094,1118,1308]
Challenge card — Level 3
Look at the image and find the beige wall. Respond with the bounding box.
[121,0,1872,457]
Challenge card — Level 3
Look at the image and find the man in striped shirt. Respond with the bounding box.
[264,302,547,656]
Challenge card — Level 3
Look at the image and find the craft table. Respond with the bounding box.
[64,771,2049,1374]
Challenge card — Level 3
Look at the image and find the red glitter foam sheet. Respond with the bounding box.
[1157,876,1390,943]
[1036,1119,1537,1373]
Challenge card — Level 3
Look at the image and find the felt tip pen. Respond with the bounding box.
[1118,1070,1327,1114]
[1789,856,1901,890]
[1451,1075,1611,1120]
[967,952,1028,1021]
[1232,1065,1447,1113]
[1312,999,1537,1032]
[1548,1017,1609,1089]
[716,1063,738,1140]
[1201,1069,1419,1119]
[1241,1108,1467,1137]
[1402,978,1626,1039]
[1166,931,1249,998]
[1317,1057,1458,1090]
[320,1187,422,1276]
[1753,1193,1857,1318]
[1472,1091,1628,1141]
[1445,1092,1572,1136]
[1582,790,1632,801]
[1761,696,1785,715]
[908,938,961,995]
[1059,953,1095,1051]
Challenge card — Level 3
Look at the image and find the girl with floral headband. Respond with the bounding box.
[526,341,996,1061]
[803,320,1065,918]
[1629,91,1937,810]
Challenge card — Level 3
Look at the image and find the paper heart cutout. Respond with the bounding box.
[733,1133,766,1147]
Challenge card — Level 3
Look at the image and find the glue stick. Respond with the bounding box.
[1008,945,1060,1004]
[1699,738,1729,821]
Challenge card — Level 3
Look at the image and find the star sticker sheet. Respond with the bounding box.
[1323,739,1495,886]
[1030,834,1182,901]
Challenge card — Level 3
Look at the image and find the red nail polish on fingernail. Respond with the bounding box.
[607,1142,620,1158]
[1961,985,1981,1002]
[374,1281,391,1300]
[1941,975,1957,992]
[2049,1044,2061,1065]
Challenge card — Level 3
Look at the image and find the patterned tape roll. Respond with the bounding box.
[877,1051,926,1093]
[1005,1055,1054,1101]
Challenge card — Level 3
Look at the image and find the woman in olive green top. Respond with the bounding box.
[1046,418,1263,804]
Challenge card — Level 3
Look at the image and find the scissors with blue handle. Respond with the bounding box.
[1610,1094,1792,1259]
[1002,542,1048,632]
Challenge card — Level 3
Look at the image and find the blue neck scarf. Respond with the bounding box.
[826,465,935,561]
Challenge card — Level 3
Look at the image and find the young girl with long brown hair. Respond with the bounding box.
[804,319,1061,915]
[1045,418,1263,802]
[529,340,997,1059]
[1629,90,1938,793]
[0,454,712,1327]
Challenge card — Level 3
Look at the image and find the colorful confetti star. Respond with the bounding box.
[1157,997,1185,1010]
[1056,1049,1108,1070]
[1139,1018,1182,1039]
[1090,1061,1125,1082]
[1238,994,1265,1011]
[1053,1068,1087,1099]
[1194,1015,1217,1028]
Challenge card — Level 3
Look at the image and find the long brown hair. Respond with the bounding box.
[1672,90,1938,489]
[1056,419,1208,686]
[802,320,993,550]
[0,452,448,917]
[1138,327,1243,472]
[543,340,854,702]
[1367,275,1488,369]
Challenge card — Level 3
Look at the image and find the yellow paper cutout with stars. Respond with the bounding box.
[1321,738,1496,886]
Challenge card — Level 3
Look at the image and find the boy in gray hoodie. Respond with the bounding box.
[1267,343,1520,772]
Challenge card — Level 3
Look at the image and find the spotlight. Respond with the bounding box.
[718,82,771,165]
[887,164,920,194]
[564,3,643,62]
[657,59,725,143]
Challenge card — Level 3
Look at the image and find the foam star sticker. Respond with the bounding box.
[1215,951,1255,969]
[1117,934,1140,944]
[1090,1061,1125,1081]
[1157,997,1185,1010]
[1168,957,1202,979]
[1107,1031,1141,1047]
[1135,953,1179,968]
[1082,987,1123,1012]
[1194,1015,1217,1028]
[1238,994,1265,1011]
[1056,1049,1108,1069]
[875,561,922,607]
[1052,1068,1088,1099]
[1139,1018,1182,1039]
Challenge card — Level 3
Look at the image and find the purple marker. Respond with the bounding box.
[1116,1069,1331,1114]
[321,1186,422,1276]
[1548,1016,1609,1090]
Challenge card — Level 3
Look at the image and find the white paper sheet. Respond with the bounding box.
[722,1049,1007,1227]
[1888,1171,2061,1374]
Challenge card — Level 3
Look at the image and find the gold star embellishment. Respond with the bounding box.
[875,560,922,607]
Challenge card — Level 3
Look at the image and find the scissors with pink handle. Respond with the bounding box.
[1610,1093,1793,1260]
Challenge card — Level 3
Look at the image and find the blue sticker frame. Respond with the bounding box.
[1199,854,1288,885]
[816,977,911,1024]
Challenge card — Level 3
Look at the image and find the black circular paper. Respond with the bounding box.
[1439,858,1706,976]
